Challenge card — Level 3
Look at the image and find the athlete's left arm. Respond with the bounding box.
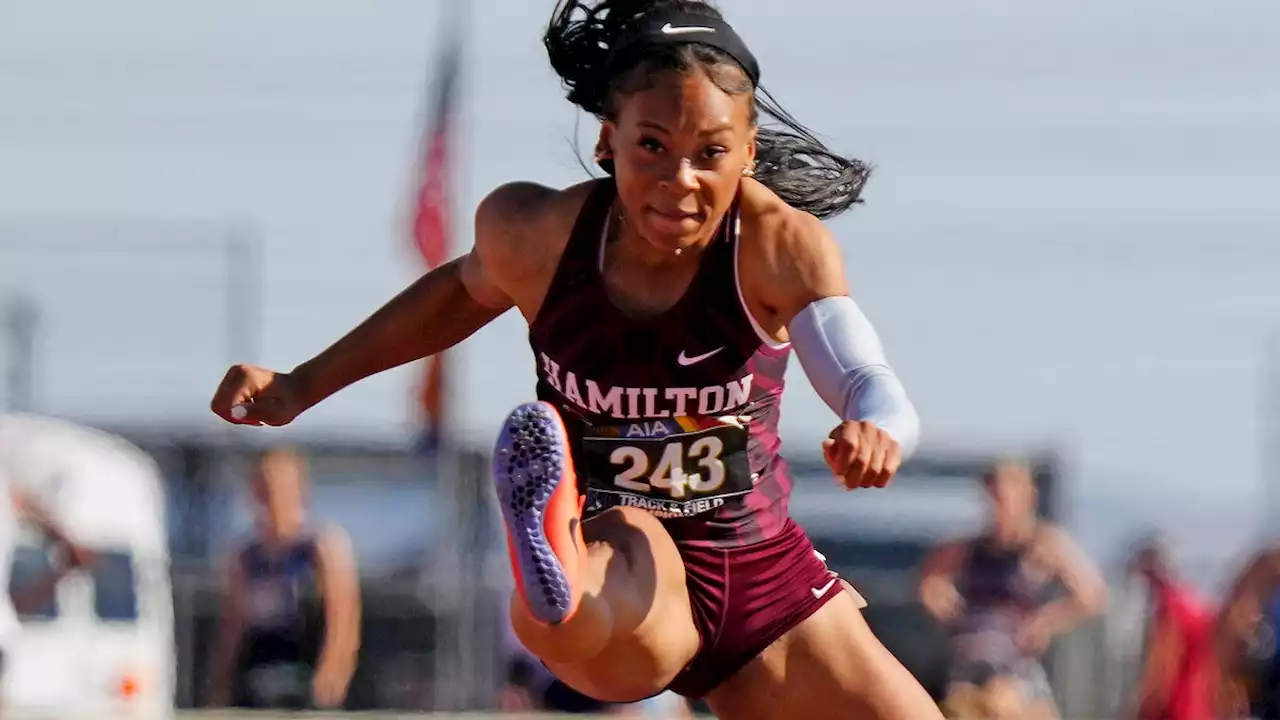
[757,212,921,460]
[313,524,362,707]
[1030,526,1109,640]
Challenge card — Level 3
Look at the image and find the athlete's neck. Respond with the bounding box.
[613,209,717,271]
[261,514,305,548]
[990,513,1036,546]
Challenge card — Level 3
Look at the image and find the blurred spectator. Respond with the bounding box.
[207,448,360,709]
[1215,544,1280,719]
[0,414,95,707]
[499,604,691,716]
[1126,533,1215,720]
[918,458,1107,720]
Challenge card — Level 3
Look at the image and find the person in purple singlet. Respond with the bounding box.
[918,459,1107,720]
[209,1,940,716]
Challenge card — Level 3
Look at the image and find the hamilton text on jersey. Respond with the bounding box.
[539,352,755,420]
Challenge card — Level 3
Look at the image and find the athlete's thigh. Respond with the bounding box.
[706,591,944,720]
[540,506,700,702]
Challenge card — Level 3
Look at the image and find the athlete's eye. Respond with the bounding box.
[638,137,664,154]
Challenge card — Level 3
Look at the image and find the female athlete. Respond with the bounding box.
[1215,544,1280,718]
[207,449,361,710]
[918,459,1107,719]
[211,1,942,716]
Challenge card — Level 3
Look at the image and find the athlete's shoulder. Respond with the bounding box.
[738,179,837,261]
[474,180,603,274]
[308,523,355,570]
[1033,522,1091,566]
[477,181,555,224]
[477,180,601,236]
[313,522,353,551]
[1033,521,1070,546]
[735,179,847,320]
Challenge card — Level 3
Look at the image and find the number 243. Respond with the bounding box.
[610,436,726,499]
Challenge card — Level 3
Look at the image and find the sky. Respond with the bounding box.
[1,0,1278,590]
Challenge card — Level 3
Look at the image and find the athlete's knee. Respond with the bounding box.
[509,589,613,663]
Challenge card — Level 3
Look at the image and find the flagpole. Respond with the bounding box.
[409,2,471,710]
[441,2,484,709]
[1263,329,1280,538]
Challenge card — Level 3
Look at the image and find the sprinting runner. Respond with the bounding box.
[212,1,944,716]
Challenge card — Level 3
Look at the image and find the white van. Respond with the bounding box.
[1,415,173,719]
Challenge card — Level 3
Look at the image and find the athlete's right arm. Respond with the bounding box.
[207,552,248,707]
[284,181,527,404]
[918,540,967,624]
[211,182,546,425]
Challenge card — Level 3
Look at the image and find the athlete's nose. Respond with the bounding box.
[662,157,699,192]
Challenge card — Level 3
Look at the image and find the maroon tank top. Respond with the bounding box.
[529,181,794,548]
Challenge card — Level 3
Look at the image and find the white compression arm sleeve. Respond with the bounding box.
[787,295,920,458]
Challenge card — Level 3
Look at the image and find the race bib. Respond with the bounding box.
[579,416,754,518]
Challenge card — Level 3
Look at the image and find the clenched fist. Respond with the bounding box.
[210,364,309,427]
[822,420,902,490]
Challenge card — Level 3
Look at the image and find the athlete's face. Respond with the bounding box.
[1131,548,1160,583]
[984,463,1036,520]
[250,452,307,537]
[600,68,756,251]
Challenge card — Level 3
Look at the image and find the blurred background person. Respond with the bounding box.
[500,642,619,714]
[5,494,89,619]
[0,413,173,716]
[0,413,94,702]
[206,448,360,710]
[1215,544,1280,719]
[1126,533,1216,720]
[499,611,692,717]
[918,458,1108,720]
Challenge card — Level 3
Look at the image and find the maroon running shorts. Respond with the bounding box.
[665,518,855,699]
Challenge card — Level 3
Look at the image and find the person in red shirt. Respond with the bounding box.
[1128,536,1216,720]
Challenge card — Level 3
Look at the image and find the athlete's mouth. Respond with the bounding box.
[647,207,702,223]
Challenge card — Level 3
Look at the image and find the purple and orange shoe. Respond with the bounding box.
[493,401,584,626]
